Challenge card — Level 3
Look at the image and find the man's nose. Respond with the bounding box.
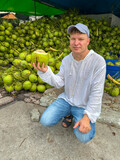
[74,40,79,45]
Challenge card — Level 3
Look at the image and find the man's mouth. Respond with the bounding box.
[73,47,80,49]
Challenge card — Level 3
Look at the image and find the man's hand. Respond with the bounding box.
[31,62,48,73]
[73,114,91,133]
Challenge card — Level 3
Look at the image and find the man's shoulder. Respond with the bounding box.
[91,50,105,62]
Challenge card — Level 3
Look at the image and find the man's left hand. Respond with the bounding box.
[73,114,91,133]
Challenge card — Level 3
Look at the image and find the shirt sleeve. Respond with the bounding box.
[84,60,106,123]
[37,61,65,89]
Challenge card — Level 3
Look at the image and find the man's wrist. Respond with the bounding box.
[83,114,90,122]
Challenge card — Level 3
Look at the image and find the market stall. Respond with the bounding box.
[0,1,120,97]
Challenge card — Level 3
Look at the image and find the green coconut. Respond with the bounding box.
[31,49,49,67]
[12,59,21,67]
[54,70,59,74]
[110,87,119,97]
[29,74,38,83]
[38,77,45,84]
[115,61,120,66]
[14,82,23,91]
[4,84,14,93]
[37,84,46,92]
[13,71,21,80]
[48,58,55,66]
[104,82,112,92]
[19,51,28,60]
[55,61,61,70]
[27,63,33,69]
[20,60,28,69]
[26,54,32,62]
[106,62,114,66]
[23,81,32,90]
[22,70,31,80]
[30,83,37,92]
[3,75,13,85]
[45,83,53,89]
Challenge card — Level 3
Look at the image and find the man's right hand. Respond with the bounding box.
[31,62,48,73]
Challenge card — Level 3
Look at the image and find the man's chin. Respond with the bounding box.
[73,50,80,54]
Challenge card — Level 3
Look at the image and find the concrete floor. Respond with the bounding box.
[0,101,120,160]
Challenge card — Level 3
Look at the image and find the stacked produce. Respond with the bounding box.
[106,60,120,66]
[104,74,120,96]
[0,10,120,96]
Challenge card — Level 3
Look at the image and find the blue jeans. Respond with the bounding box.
[40,98,95,143]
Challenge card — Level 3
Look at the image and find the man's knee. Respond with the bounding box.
[40,115,51,126]
[73,128,95,143]
[77,134,94,143]
[40,114,58,127]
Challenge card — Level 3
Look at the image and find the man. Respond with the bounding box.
[32,23,106,143]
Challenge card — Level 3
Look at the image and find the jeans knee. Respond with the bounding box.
[40,116,51,127]
[77,135,92,143]
[40,114,57,127]
[73,128,95,143]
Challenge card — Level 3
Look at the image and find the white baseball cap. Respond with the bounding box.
[67,23,90,37]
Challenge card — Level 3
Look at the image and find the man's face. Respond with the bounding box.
[70,33,90,55]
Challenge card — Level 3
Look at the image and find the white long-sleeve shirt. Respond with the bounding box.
[37,49,106,123]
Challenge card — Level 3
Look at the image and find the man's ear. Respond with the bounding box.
[87,38,90,45]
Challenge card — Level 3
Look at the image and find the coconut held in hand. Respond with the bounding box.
[31,49,49,67]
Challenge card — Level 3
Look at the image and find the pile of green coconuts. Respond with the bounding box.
[0,10,120,96]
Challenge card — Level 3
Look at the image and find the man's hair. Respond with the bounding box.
[69,27,82,35]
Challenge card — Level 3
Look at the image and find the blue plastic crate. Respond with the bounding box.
[109,52,120,58]
[105,59,120,78]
